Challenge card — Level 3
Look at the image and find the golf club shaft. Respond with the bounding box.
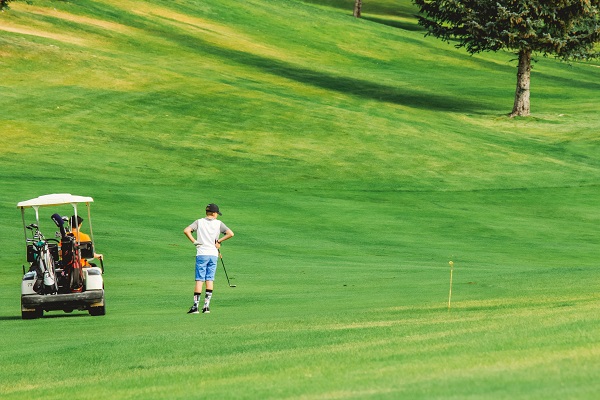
[218,250,235,287]
[448,261,454,310]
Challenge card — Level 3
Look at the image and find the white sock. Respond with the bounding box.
[204,290,212,308]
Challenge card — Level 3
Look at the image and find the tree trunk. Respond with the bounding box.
[353,0,362,18]
[510,49,531,117]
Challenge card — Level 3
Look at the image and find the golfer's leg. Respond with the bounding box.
[193,256,206,308]
[203,257,217,311]
[203,281,213,310]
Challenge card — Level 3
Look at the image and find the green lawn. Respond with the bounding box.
[1,0,599,398]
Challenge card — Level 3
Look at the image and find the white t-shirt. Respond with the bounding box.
[187,217,229,256]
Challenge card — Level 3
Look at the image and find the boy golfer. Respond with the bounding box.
[184,203,234,314]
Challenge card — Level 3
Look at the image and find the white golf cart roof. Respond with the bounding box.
[18,194,96,244]
[17,194,94,208]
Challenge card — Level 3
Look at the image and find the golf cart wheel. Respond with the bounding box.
[22,308,43,320]
[89,305,106,316]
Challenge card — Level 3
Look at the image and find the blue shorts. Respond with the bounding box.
[195,255,218,281]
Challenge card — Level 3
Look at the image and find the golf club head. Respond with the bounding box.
[51,213,67,237]
[51,213,64,227]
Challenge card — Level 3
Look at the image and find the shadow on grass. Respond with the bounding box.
[363,15,425,32]
[243,55,486,112]
[78,1,496,114]
[300,0,419,20]
[97,3,492,113]
[0,315,22,321]
[163,31,491,113]
[41,313,90,319]
[534,69,600,91]
[0,313,91,321]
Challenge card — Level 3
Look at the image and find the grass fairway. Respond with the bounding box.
[1,0,599,398]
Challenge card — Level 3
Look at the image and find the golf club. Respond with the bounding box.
[218,250,236,288]
[448,261,454,310]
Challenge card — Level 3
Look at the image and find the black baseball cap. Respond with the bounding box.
[206,203,222,215]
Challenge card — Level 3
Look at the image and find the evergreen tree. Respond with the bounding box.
[413,0,600,116]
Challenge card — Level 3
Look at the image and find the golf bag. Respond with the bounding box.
[52,213,83,293]
[31,240,58,295]
[61,235,84,293]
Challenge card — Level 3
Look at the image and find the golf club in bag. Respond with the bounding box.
[26,224,58,295]
[52,213,84,293]
[218,250,236,288]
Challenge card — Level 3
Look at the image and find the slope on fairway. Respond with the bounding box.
[0,0,599,399]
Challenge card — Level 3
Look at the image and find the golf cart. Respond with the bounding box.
[17,194,106,319]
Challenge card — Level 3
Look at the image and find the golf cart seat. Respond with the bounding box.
[79,241,94,259]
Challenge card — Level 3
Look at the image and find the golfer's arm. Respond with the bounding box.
[183,226,196,243]
[218,230,234,244]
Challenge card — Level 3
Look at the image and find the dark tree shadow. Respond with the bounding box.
[363,15,425,32]
[162,31,492,114]
[300,0,419,20]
